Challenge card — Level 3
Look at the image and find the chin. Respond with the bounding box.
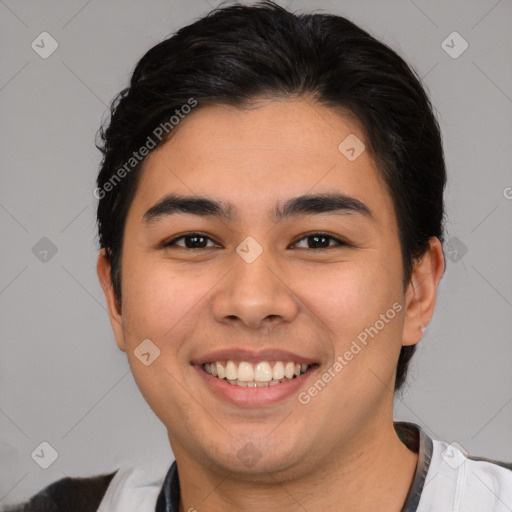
[197,435,309,481]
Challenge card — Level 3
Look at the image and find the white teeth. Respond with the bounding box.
[202,360,312,385]
[272,361,284,380]
[216,362,225,379]
[285,362,295,379]
[254,362,272,382]
[225,360,237,381]
[237,362,254,382]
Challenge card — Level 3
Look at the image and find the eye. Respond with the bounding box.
[160,231,349,250]
[161,232,221,249]
[292,232,348,250]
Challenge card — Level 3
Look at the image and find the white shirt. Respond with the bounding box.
[97,422,512,512]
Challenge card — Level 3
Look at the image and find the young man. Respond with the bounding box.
[7,2,511,511]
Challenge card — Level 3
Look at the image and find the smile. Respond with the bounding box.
[202,360,313,387]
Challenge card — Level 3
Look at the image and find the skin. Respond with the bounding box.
[97,97,444,512]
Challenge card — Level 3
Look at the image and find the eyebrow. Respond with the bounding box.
[142,192,374,224]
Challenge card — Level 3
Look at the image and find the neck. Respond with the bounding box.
[172,419,419,512]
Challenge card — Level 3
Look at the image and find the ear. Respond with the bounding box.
[402,237,445,347]
[97,249,126,352]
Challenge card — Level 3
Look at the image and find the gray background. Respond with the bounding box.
[1,0,511,506]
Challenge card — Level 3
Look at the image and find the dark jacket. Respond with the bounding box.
[2,471,117,512]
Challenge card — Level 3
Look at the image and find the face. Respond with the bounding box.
[98,98,438,481]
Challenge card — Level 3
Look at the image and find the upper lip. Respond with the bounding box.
[190,349,318,366]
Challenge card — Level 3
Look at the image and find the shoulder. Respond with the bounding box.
[463,454,512,501]
[467,454,512,471]
[2,471,117,512]
[420,439,512,511]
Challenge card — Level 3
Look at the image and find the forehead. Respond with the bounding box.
[130,99,396,230]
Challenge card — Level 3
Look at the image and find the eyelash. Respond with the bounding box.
[161,232,349,250]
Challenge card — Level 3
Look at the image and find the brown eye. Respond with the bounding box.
[161,232,348,250]
[293,232,347,250]
[162,233,221,249]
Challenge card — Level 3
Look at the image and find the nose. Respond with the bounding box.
[211,248,300,331]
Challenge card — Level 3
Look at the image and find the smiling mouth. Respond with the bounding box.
[202,360,318,387]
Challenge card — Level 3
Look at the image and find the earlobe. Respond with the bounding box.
[96,249,126,352]
[402,237,445,347]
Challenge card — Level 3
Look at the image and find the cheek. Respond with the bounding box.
[119,258,204,423]
[300,259,401,336]
[123,253,225,352]
[126,352,204,445]
[120,255,208,344]
[304,260,405,393]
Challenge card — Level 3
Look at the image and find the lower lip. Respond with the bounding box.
[194,365,318,407]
